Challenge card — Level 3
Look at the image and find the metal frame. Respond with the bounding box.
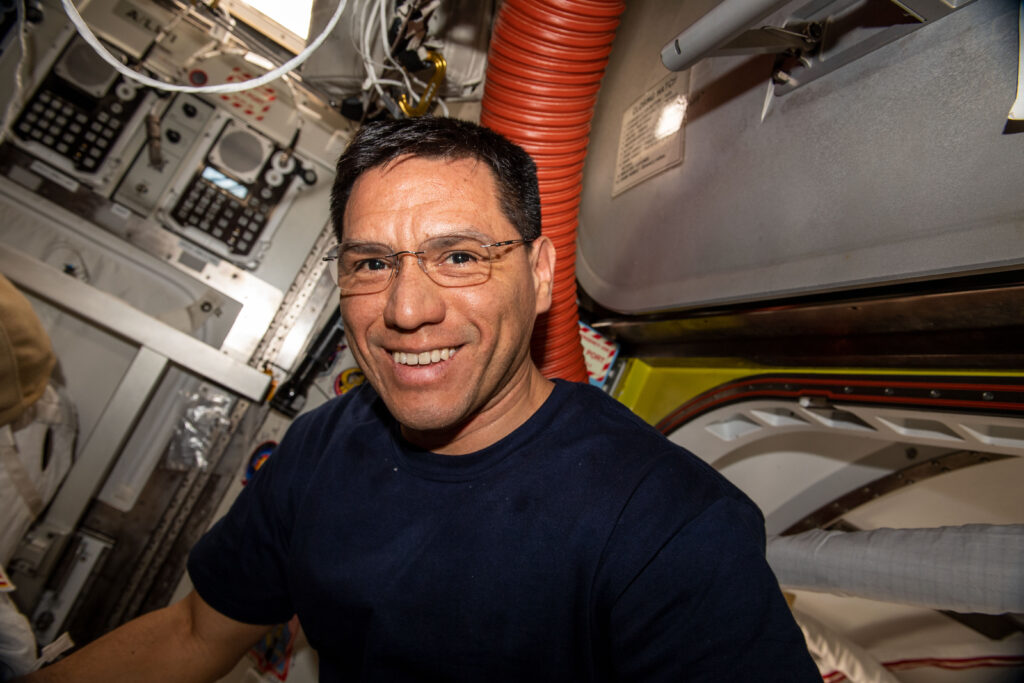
[0,148,285,364]
[0,243,270,400]
[1,243,269,603]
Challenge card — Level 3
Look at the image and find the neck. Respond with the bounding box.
[400,364,554,455]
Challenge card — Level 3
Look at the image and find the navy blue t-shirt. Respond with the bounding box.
[188,380,818,681]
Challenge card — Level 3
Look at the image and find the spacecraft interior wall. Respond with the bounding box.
[577,0,1024,313]
[0,0,352,365]
[0,0,351,530]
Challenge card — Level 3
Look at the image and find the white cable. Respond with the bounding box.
[347,0,362,56]
[59,0,349,94]
[359,0,377,61]
[350,0,441,117]
[360,0,386,99]
[356,0,380,67]
[377,0,416,100]
[367,78,408,88]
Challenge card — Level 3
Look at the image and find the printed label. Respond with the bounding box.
[612,72,688,197]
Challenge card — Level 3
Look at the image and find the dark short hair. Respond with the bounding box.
[329,117,541,242]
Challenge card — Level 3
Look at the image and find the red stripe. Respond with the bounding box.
[744,376,1024,392]
[822,654,1024,681]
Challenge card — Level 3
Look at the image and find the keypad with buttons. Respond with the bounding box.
[170,163,290,257]
[13,74,140,172]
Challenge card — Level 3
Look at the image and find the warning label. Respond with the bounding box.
[612,72,688,197]
[579,322,619,388]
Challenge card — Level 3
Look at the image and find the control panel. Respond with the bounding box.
[10,36,152,184]
[113,94,218,217]
[158,118,317,269]
[1,4,348,286]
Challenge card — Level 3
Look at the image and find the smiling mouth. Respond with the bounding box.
[392,346,459,366]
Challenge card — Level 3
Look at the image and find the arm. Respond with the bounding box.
[20,590,271,683]
[604,495,820,681]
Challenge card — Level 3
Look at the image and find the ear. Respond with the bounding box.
[529,235,556,316]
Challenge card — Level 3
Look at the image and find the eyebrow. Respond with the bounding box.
[339,228,497,252]
[338,241,391,254]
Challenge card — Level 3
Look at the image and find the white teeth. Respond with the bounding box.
[392,347,457,366]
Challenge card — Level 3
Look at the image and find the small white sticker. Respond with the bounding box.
[612,72,688,197]
[28,160,80,193]
[110,203,132,219]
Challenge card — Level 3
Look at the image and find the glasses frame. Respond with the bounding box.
[323,237,534,295]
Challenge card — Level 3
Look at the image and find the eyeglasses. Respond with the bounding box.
[323,235,534,295]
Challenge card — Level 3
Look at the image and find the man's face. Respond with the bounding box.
[338,155,553,447]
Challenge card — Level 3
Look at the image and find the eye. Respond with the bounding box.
[443,250,481,266]
[352,257,392,273]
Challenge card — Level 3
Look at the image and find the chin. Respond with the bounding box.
[382,396,469,435]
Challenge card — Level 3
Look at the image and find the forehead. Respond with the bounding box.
[342,156,513,243]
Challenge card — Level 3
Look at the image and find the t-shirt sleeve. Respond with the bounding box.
[600,457,821,681]
[187,414,316,625]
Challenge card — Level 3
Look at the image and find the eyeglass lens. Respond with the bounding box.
[338,236,495,293]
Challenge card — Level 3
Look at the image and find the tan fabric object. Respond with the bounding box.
[0,274,55,427]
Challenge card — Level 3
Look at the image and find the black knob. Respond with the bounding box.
[165,129,181,144]
[182,103,197,118]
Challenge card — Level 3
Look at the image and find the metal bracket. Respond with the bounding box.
[714,23,823,59]
[770,0,980,95]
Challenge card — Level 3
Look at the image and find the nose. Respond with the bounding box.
[382,253,446,330]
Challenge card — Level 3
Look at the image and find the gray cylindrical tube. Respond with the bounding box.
[768,525,1024,614]
[660,0,792,72]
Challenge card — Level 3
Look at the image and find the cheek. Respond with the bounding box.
[482,283,534,344]
[339,302,378,350]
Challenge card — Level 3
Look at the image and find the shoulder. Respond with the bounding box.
[251,384,391,487]
[554,385,776,630]
[547,380,755,519]
[282,383,388,450]
[550,379,688,451]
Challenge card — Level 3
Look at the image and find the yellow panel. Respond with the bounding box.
[612,358,1024,427]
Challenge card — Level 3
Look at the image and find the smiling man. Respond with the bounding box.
[334,151,553,454]
[22,118,818,682]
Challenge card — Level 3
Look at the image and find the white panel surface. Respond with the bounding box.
[578,0,1024,312]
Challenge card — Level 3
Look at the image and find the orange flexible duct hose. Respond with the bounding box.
[481,0,625,383]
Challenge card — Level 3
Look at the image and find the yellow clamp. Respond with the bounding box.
[398,51,447,118]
